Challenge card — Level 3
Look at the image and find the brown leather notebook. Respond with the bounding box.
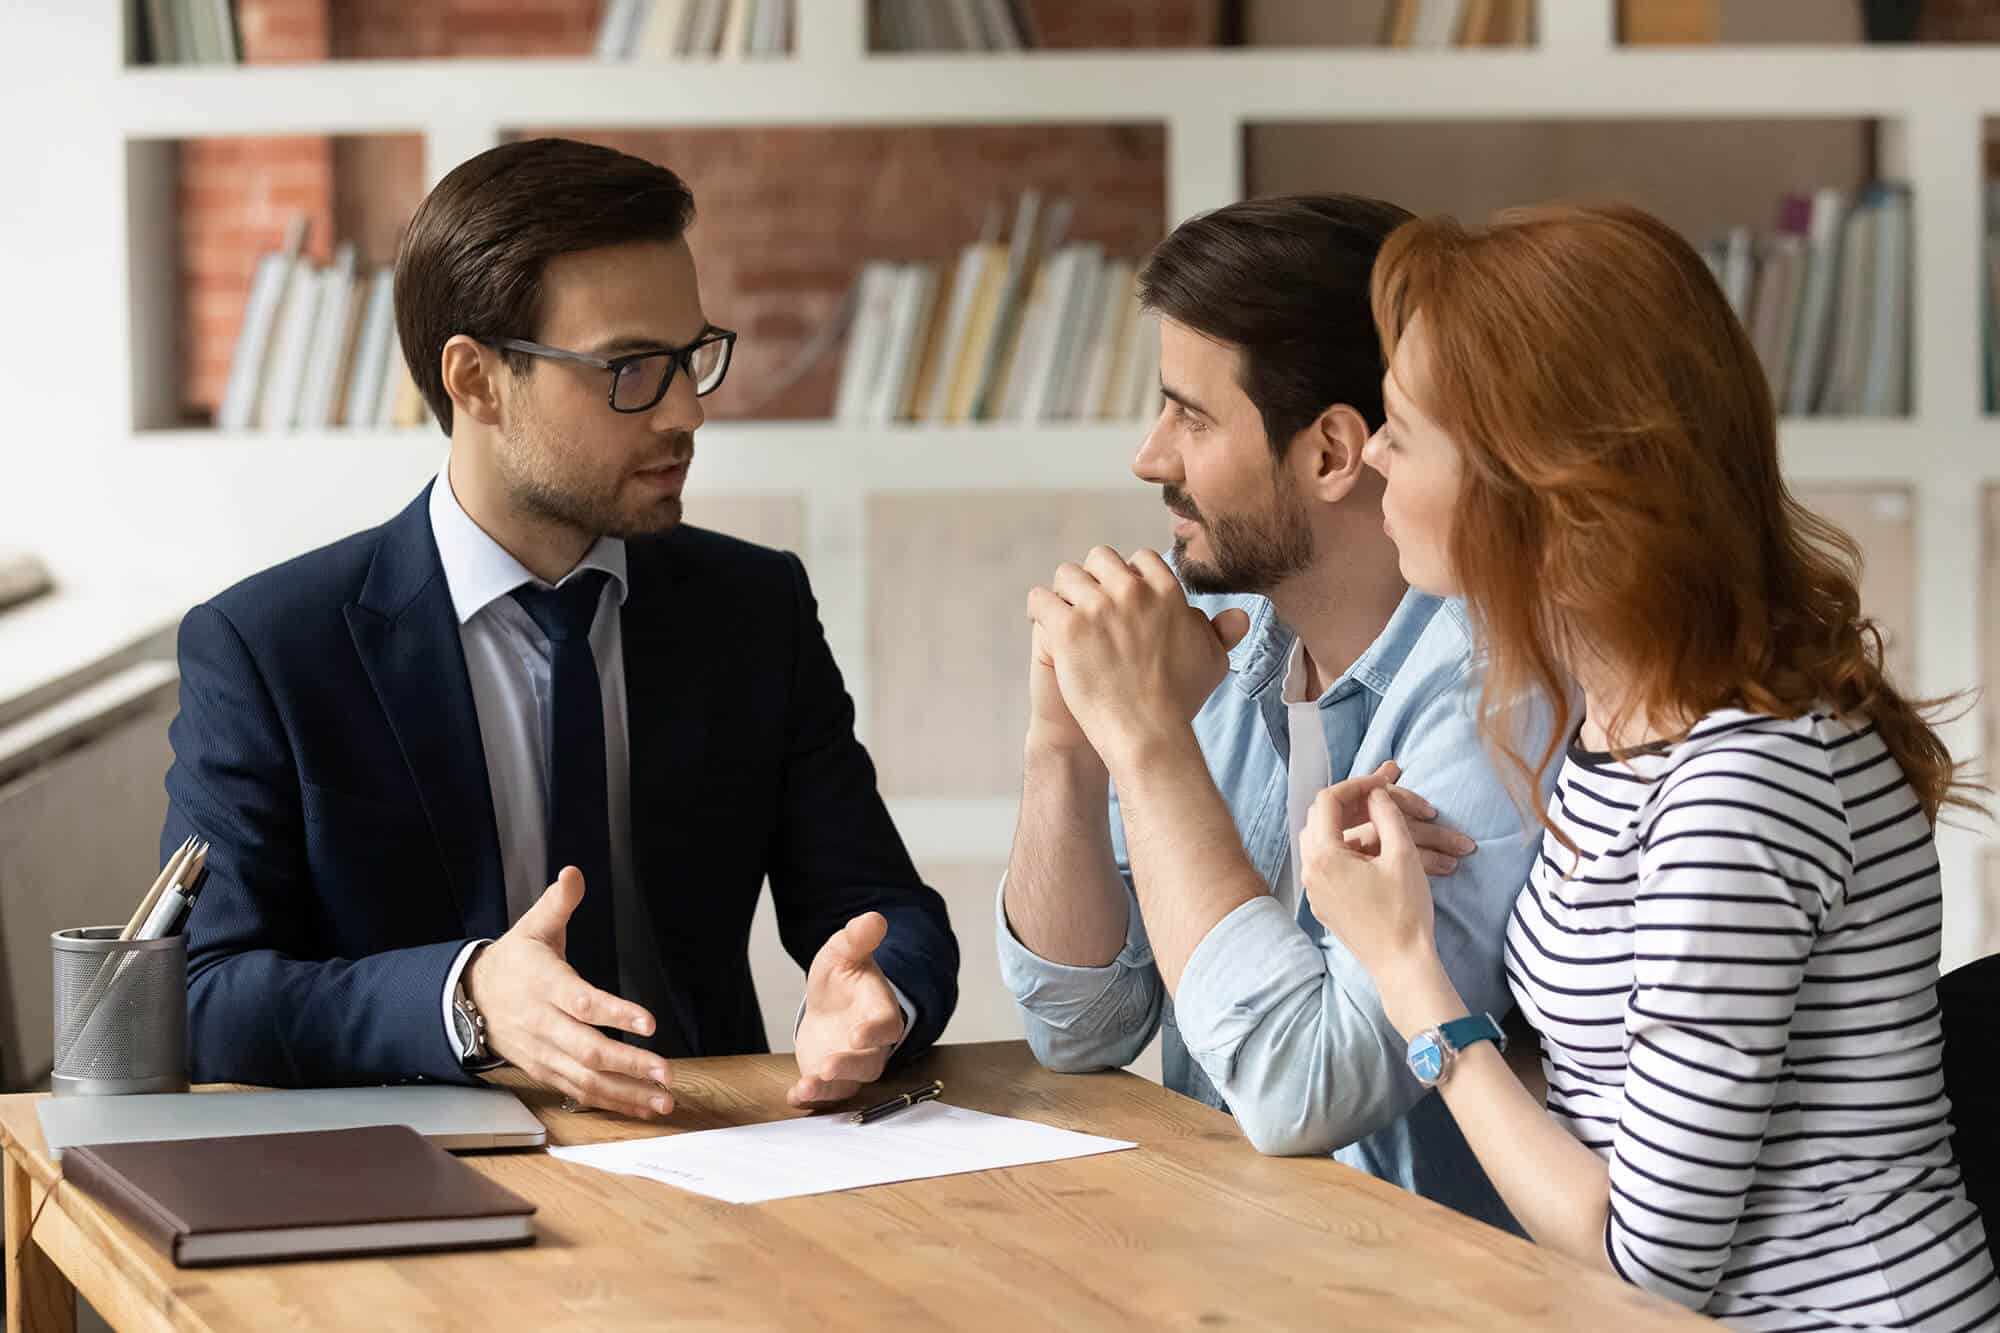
[61,1123,536,1266]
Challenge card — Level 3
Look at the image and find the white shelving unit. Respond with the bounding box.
[5,1,1995,961]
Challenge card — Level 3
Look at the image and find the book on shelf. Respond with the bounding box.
[1818,194,1879,416]
[871,265,942,424]
[914,241,991,421]
[342,270,398,430]
[835,195,1160,428]
[942,244,1009,422]
[133,0,239,66]
[1862,0,1922,42]
[969,192,1068,421]
[1696,182,1910,419]
[1717,225,1755,322]
[1988,247,2000,415]
[1856,184,1909,417]
[598,0,793,60]
[1784,186,1852,417]
[599,0,650,59]
[1077,260,1139,421]
[833,263,902,423]
[294,242,358,430]
[217,214,307,431]
[873,0,1036,52]
[217,222,423,434]
[686,0,729,57]
[1619,0,1980,44]
[254,258,325,430]
[1982,182,2000,414]
[1383,0,1533,47]
[321,262,374,429]
[1618,0,1718,44]
[751,0,793,56]
[1748,232,1805,406]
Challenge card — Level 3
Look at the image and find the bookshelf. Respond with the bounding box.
[7,0,1998,972]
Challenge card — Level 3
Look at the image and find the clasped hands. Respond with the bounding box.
[465,867,907,1120]
[1025,544,1475,992]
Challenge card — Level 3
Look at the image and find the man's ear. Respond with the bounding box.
[440,335,504,428]
[1290,403,1372,504]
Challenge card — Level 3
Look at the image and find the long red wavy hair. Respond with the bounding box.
[1369,202,1977,828]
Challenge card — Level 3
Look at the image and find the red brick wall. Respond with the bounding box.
[1919,0,2000,41]
[330,0,601,60]
[175,0,1206,422]
[234,0,329,61]
[330,138,427,267]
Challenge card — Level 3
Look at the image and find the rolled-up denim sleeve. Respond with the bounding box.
[1170,664,1544,1158]
[994,867,1165,1073]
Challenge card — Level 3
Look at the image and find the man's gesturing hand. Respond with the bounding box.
[790,911,907,1109]
[463,867,674,1120]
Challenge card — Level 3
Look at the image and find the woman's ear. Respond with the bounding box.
[1293,403,1373,503]
[440,335,504,428]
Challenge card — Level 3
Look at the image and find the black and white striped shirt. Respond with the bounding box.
[1506,708,1999,1331]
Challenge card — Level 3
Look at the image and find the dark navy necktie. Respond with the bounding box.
[510,571,619,997]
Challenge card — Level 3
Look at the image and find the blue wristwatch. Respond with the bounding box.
[1406,1013,1506,1088]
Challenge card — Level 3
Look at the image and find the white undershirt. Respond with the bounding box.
[1279,637,1334,920]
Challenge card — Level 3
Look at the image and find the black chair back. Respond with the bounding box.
[1940,953,1999,1266]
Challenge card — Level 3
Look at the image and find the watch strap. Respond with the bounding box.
[1438,1012,1506,1059]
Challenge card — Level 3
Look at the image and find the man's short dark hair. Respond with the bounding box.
[1137,194,1414,453]
[394,137,697,435]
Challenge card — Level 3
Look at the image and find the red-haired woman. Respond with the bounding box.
[1300,202,1998,1331]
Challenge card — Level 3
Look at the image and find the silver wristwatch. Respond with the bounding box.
[450,977,489,1065]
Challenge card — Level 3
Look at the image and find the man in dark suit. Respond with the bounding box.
[163,138,959,1118]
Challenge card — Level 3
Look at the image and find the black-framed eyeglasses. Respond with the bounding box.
[495,327,736,412]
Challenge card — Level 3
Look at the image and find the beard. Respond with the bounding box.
[1166,479,1314,596]
[498,418,691,541]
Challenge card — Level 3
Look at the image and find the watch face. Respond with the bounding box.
[1408,1033,1444,1084]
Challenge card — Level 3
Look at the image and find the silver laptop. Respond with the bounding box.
[37,1084,547,1159]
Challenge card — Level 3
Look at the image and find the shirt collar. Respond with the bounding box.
[1344,586,1444,696]
[1242,586,1444,703]
[427,464,629,626]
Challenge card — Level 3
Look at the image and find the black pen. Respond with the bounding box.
[850,1079,943,1125]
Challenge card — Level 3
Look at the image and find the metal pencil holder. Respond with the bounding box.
[50,927,189,1096]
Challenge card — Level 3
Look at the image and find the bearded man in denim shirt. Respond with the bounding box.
[998,195,1554,1231]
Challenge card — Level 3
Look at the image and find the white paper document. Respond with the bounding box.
[549,1102,1137,1204]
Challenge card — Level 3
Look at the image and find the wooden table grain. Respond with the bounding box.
[0,1040,1710,1331]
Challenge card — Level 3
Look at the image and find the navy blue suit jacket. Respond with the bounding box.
[163,486,959,1087]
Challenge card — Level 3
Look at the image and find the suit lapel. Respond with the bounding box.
[618,534,709,1056]
[345,486,509,941]
[620,534,707,800]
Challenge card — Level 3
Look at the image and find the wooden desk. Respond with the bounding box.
[0,1041,1708,1331]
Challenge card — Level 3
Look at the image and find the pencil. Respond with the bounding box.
[122,836,195,941]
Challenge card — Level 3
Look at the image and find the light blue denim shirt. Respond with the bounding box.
[996,588,1554,1232]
